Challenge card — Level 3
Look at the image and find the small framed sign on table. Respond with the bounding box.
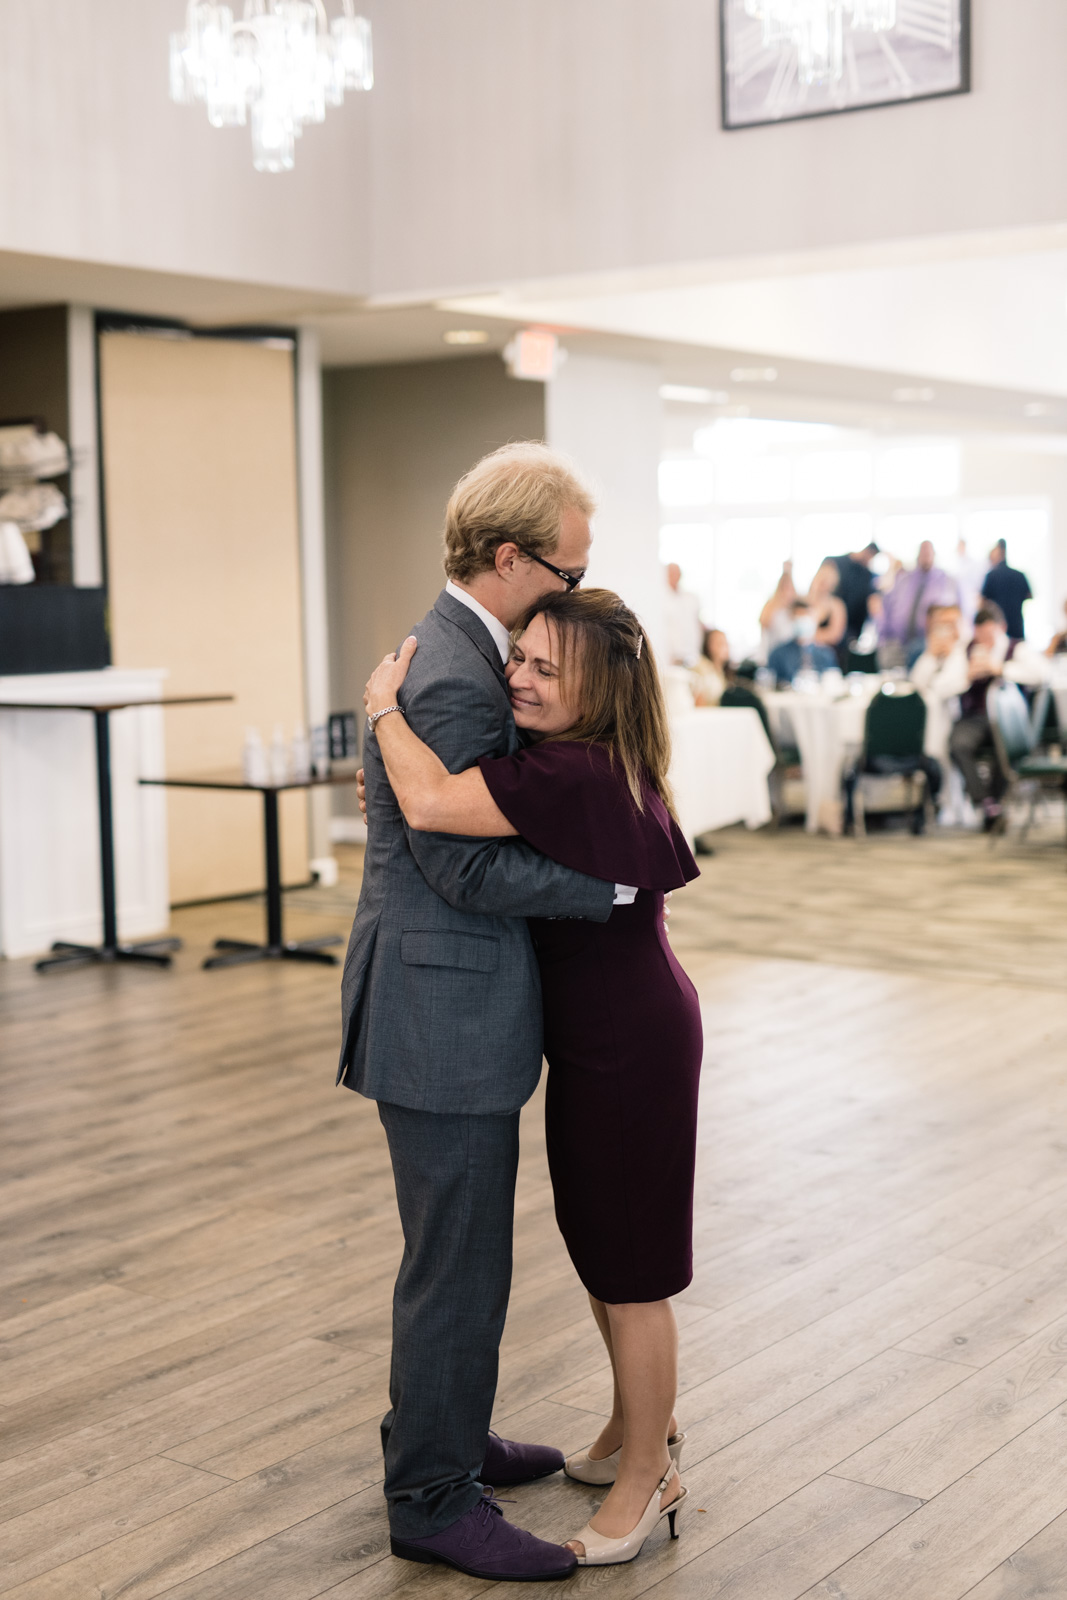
[720,0,970,131]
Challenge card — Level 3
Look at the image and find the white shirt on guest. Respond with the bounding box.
[663,584,703,667]
[443,581,636,906]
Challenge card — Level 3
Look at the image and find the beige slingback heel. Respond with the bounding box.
[567,1465,687,1566]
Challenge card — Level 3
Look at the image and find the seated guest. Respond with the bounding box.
[877,541,959,671]
[1045,598,1067,657]
[948,601,1046,830]
[691,628,730,705]
[758,560,797,660]
[767,599,839,685]
[910,605,968,746]
[910,605,969,817]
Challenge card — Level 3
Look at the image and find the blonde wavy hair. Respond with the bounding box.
[443,442,596,582]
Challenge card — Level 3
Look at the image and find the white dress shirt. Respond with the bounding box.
[445,580,636,906]
[446,580,511,665]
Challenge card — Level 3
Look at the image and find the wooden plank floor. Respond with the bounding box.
[2,836,1067,1599]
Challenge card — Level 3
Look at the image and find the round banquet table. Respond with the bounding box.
[669,706,775,843]
[764,688,871,834]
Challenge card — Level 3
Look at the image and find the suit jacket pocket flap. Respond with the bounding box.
[400,929,499,973]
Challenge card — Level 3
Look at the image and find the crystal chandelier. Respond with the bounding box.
[743,0,897,86]
[169,1,373,173]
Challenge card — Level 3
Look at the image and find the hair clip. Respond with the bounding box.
[635,634,643,660]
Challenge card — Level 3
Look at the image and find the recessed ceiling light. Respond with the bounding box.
[1023,401,1055,417]
[443,329,490,345]
[659,384,730,404]
[891,385,936,403]
[729,366,778,383]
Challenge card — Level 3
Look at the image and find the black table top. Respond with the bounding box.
[140,767,360,793]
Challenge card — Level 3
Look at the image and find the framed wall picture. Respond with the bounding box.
[720,0,970,130]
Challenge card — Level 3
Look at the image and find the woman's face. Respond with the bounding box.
[506,613,582,735]
[706,629,729,667]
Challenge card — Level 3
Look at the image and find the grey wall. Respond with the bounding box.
[323,355,545,812]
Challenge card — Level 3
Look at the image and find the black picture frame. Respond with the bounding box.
[720,0,971,131]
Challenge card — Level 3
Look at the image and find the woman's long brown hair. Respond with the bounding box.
[515,588,675,817]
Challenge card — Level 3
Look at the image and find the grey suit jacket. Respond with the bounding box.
[337,588,615,1115]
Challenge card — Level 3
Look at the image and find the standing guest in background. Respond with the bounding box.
[1045,598,1067,657]
[953,537,987,636]
[691,628,731,705]
[758,559,797,660]
[832,542,879,653]
[767,598,838,685]
[910,604,969,790]
[807,559,848,652]
[877,541,959,671]
[981,539,1032,640]
[663,563,703,667]
[948,601,1045,830]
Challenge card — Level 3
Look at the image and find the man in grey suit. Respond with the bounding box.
[338,443,620,1582]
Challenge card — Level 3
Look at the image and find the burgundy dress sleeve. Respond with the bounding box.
[477,740,698,891]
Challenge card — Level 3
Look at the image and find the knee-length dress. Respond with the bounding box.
[478,740,703,1304]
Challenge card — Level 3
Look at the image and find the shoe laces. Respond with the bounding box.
[476,1490,514,1527]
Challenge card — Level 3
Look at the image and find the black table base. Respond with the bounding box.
[35,709,184,976]
[140,762,358,977]
[203,934,342,970]
[36,936,183,973]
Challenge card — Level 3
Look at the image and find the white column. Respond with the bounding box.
[67,305,103,588]
[296,328,337,882]
[545,351,665,661]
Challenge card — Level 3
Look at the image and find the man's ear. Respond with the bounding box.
[494,542,522,582]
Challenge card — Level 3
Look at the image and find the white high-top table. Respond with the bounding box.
[0,669,229,964]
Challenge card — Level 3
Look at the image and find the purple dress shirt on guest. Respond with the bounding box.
[879,565,959,644]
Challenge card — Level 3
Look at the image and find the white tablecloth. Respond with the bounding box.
[765,690,870,834]
[670,706,775,841]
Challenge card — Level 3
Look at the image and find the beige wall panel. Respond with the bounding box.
[100,331,308,902]
[323,354,544,817]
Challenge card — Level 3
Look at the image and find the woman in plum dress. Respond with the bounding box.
[364,587,703,1566]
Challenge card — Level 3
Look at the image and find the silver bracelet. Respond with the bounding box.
[367,703,405,732]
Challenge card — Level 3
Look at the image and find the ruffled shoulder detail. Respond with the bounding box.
[478,740,698,891]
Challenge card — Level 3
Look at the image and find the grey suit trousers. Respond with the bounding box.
[377,1100,519,1538]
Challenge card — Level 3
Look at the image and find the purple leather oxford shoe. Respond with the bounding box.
[482,1429,565,1486]
[390,1493,578,1582]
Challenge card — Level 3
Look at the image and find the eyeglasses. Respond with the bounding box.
[522,550,585,591]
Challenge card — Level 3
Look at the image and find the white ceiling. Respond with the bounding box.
[5,231,1067,444]
[445,243,1067,401]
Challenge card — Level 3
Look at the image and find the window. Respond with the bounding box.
[660,421,1052,654]
[658,459,715,507]
[715,454,791,505]
[716,520,792,654]
[794,450,874,503]
[875,445,960,499]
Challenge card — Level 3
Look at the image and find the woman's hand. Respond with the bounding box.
[365,636,418,715]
